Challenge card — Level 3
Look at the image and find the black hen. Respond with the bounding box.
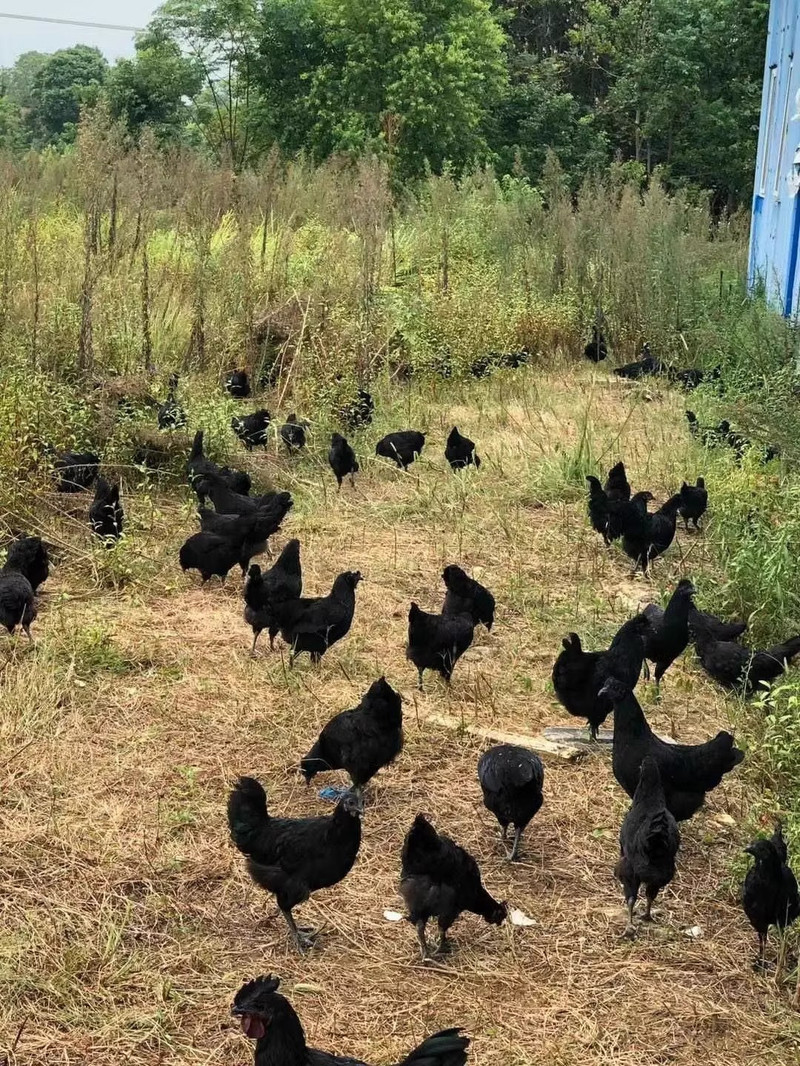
[400,813,507,960]
[205,470,280,516]
[89,477,124,541]
[231,974,469,1066]
[339,388,374,430]
[441,565,494,630]
[552,614,648,739]
[376,430,426,470]
[693,625,800,693]
[6,537,49,592]
[679,478,708,530]
[232,409,271,450]
[586,476,611,543]
[186,430,250,505]
[180,532,241,583]
[244,540,303,653]
[622,494,682,572]
[157,373,186,429]
[478,744,544,861]
[53,450,100,493]
[406,603,474,690]
[615,757,680,938]
[328,433,359,489]
[445,427,480,470]
[225,369,251,398]
[605,461,631,503]
[275,570,362,664]
[641,579,695,685]
[0,552,36,636]
[219,466,252,496]
[607,491,653,544]
[584,326,608,363]
[199,496,293,572]
[604,678,744,820]
[742,826,800,966]
[280,414,307,452]
[300,677,403,795]
[688,604,747,643]
[227,776,362,953]
[614,343,664,380]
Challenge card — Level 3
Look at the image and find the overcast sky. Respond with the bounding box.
[0,2,160,67]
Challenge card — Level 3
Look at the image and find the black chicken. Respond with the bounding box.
[742,825,800,967]
[232,409,271,450]
[605,461,631,503]
[607,491,653,544]
[243,540,303,653]
[6,537,49,592]
[614,343,664,380]
[52,449,100,493]
[199,497,293,572]
[89,477,124,541]
[186,430,250,506]
[615,757,680,938]
[205,470,281,516]
[0,560,36,637]
[622,494,682,572]
[641,579,695,685]
[478,744,544,861]
[552,614,648,738]
[231,975,470,1066]
[328,433,359,489]
[603,678,744,820]
[406,603,475,690]
[339,388,375,430]
[376,430,426,470]
[441,565,494,630]
[399,813,507,961]
[688,604,747,643]
[227,776,362,953]
[445,427,480,470]
[275,570,362,664]
[180,531,241,583]
[157,373,186,429]
[280,414,307,452]
[679,478,708,530]
[225,369,251,398]
[300,677,403,796]
[586,476,611,543]
[584,326,608,363]
[693,624,800,693]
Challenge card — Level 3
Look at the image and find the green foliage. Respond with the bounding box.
[28,46,109,146]
[106,31,203,142]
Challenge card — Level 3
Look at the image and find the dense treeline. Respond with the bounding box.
[0,0,768,206]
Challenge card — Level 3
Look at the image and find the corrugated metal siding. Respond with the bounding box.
[749,0,800,316]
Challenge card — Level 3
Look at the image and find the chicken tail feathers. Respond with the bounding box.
[227,776,270,854]
[768,634,800,666]
[396,1028,470,1066]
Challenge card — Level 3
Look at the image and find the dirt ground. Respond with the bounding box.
[2,366,798,1065]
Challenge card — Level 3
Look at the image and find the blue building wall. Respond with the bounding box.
[749,0,800,317]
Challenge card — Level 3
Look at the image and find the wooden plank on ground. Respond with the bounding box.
[421,713,593,762]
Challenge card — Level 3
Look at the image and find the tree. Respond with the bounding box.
[2,51,49,110]
[255,0,509,180]
[106,30,203,142]
[28,45,108,146]
[153,0,260,168]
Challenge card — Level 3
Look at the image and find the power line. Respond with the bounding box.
[0,12,144,33]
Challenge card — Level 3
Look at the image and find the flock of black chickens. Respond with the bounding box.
[1,345,798,1066]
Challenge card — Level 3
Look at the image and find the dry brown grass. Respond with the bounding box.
[2,365,799,1065]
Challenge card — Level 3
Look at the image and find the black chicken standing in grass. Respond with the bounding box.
[621,493,682,573]
[605,461,631,503]
[157,373,186,429]
[225,369,251,398]
[328,433,359,489]
[5,537,49,593]
[227,776,362,953]
[478,745,544,861]
[441,565,494,630]
[445,426,480,470]
[679,478,708,530]
[399,813,507,961]
[0,558,36,638]
[406,602,475,690]
[603,678,744,820]
[586,475,611,543]
[232,409,271,450]
[615,757,680,939]
[280,414,308,452]
[89,477,124,541]
[180,531,242,584]
[300,677,403,800]
[742,825,800,969]
[376,430,426,470]
[552,613,648,739]
[231,975,470,1066]
[244,539,302,653]
[692,622,800,693]
[274,570,362,665]
[641,578,695,686]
